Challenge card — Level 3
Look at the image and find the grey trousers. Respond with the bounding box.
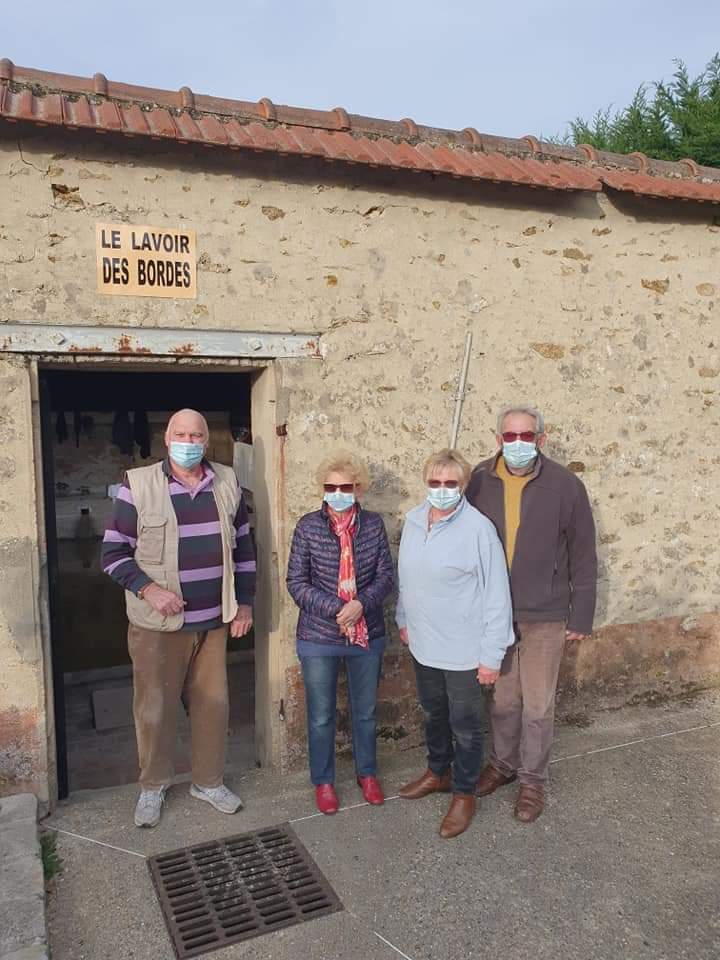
[488,620,566,786]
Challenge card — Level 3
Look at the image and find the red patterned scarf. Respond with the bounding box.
[328,505,369,649]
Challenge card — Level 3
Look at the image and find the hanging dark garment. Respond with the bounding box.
[55,411,68,444]
[81,414,95,441]
[112,411,134,456]
[73,410,82,448]
[133,410,151,459]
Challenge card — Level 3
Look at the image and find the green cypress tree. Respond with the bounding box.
[568,56,720,168]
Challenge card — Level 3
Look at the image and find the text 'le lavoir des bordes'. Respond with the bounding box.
[99,226,193,289]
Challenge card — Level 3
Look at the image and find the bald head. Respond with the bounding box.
[165,409,209,447]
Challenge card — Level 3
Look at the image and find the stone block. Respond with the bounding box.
[0,795,37,824]
[0,819,39,860]
[0,793,46,959]
[0,895,46,955]
[0,946,49,960]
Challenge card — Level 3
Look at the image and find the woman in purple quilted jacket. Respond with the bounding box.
[287,451,395,815]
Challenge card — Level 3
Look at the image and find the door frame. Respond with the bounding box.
[38,371,69,798]
[31,355,285,802]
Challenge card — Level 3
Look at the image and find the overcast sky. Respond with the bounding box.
[4,1,719,139]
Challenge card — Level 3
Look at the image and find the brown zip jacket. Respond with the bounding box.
[465,452,597,635]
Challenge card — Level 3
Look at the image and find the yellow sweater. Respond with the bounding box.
[496,456,531,568]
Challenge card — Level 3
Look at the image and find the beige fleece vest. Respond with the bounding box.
[125,460,239,632]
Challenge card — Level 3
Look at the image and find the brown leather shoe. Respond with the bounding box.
[476,764,517,797]
[439,794,476,839]
[398,768,451,800]
[514,784,545,823]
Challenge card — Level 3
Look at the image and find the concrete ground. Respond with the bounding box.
[0,794,47,960]
[45,692,720,960]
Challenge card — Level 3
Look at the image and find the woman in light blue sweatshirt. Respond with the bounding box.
[396,448,514,838]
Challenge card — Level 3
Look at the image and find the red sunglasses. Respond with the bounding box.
[323,483,355,493]
[502,431,537,443]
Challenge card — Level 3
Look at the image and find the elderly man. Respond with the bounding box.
[465,404,597,823]
[102,409,256,828]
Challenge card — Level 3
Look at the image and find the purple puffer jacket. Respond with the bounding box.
[286,505,395,647]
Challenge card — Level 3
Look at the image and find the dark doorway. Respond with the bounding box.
[40,368,256,795]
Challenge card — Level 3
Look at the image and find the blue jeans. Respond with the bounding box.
[300,653,383,785]
[412,655,485,795]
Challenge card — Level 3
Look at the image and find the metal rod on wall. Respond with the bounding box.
[449,331,473,449]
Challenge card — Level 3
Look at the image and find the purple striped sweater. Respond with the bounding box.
[102,459,256,631]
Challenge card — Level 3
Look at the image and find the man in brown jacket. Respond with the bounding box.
[465,404,597,823]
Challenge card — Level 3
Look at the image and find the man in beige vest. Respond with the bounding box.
[102,409,256,827]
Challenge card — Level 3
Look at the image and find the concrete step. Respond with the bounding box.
[0,795,48,960]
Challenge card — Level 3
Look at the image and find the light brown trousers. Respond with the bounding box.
[488,620,566,786]
[128,624,229,790]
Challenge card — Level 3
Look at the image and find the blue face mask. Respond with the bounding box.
[502,440,537,470]
[324,491,355,512]
[170,441,205,469]
[427,487,462,510]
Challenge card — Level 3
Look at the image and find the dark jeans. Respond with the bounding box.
[300,653,383,786]
[412,655,485,795]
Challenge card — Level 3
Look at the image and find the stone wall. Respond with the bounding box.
[1,129,718,792]
[0,356,48,799]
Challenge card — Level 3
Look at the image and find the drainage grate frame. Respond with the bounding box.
[148,823,343,958]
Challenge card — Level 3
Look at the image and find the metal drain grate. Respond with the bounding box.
[148,824,343,958]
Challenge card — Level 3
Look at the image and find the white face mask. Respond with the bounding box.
[170,440,205,468]
[324,491,355,512]
[427,487,462,510]
[502,440,537,469]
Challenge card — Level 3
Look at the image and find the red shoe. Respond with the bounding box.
[357,775,384,806]
[315,784,339,815]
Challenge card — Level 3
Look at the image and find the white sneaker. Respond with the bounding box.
[134,786,166,828]
[190,783,243,814]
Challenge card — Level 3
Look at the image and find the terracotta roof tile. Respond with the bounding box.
[376,137,421,170]
[285,125,330,158]
[117,102,149,137]
[244,121,286,153]
[18,86,35,120]
[440,144,481,178]
[263,123,304,155]
[96,99,123,131]
[600,169,720,202]
[308,130,352,164]
[144,107,177,139]
[413,142,454,175]
[481,153,533,185]
[1,61,719,203]
[0,86,18,120]
[193,113,230,146]
[34,92,63,125]
[173,110,203,143]
[321,131,379,166]
[62,95,96,129]
[351,136,393,167]
[223,119,257,150]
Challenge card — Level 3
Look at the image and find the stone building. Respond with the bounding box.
[0,60,718,805]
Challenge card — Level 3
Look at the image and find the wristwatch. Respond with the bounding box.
[137,583,151,600]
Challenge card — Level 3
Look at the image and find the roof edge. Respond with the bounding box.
[3,58,720,185]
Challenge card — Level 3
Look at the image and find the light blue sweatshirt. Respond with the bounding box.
[396,498,515,671]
